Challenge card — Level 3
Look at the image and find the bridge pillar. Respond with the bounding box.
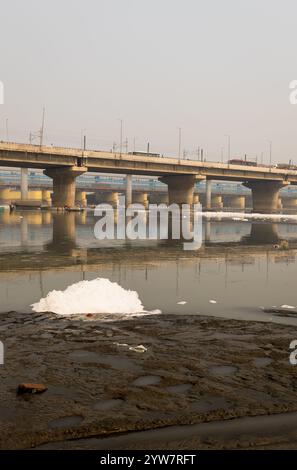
[126,175,132,207]
[205,179,212,210]
[193,194,200,205]
[44,166,87,209]
[21,168,28,200]
[132,192,148,208]
[75,190,87,208]
[149,193,169,204]
[160,175,196,206]
[0,188,11,203]
[225,195,245,210]
[211,195,223,209]
[97,191,119,207]
[244,181,287,213]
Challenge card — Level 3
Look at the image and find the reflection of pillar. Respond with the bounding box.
[132,192,148,208]
[206,180,212,210]
[278,197,283,211]
[126,175,132,207]
[21,168,28,200]
[205,220,211,242]
[51,212,77,250]
[244,223,279,244]
[160,175,196,206]
[42,211,52,225]
[211,195,223,209]
[244,181,287,213]
[76,190,87,208]
[44,166,87,209]
[26,213,42,225]
[20,217,28,246]
[42,190,52,206]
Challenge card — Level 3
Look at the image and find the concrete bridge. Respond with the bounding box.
[1,141,297,212]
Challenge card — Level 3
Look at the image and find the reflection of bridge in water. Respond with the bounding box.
[1,211,297,273]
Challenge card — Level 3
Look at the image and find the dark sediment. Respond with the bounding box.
[0,310,296,449]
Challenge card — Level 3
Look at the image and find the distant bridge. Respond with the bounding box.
[1,141,297,211]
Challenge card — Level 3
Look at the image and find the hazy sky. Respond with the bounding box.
[1,0,297,163]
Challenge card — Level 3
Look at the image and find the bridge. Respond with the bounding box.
[1,141,297,212]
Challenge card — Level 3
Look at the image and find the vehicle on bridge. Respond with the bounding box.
[276,162,297,170]
[128,151,161,158]
[228,158,257,166]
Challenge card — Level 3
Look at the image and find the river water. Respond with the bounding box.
[1,209,297,325]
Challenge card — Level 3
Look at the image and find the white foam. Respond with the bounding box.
[202,211,297,222]
[31,278,145,315]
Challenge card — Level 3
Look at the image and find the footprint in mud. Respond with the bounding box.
[166,384,192,394]
[191,396,230,412]
[93,399,124,411]
[68,350,142,372]
[132,375,161,387]
[253,357,272,367]
[208,365,238,376]
[48,415,84,429]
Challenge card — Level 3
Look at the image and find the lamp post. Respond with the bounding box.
[225,135,230,161]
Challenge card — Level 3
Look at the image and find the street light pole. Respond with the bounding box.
[119,119,123,156]
[178,127,182,162]
[225,135,230,161]
[269,141,272,166]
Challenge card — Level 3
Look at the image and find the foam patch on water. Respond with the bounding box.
[31,278,145,315]
[202,211,297,221]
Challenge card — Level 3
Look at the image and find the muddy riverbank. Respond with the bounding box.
[0,311,297,449]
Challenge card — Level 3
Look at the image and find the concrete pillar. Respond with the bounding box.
[126,174,132,207]
[42,190,52,206]
[76,190,87,208]
[225,195,245,210]
[244,181,288,213]
[28,190,42,200]
[21,168,28,200]
[211,195,223,209]
[0,188,11,203]
[206,179,212,210]
[282,198,297,210]
[132,192,148,208]
[160,175,196,206]
[10,190,21,200]
[149,193,169,204]
[97,191,119,207]
[44,166,87,209]
[193,194,200,204]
